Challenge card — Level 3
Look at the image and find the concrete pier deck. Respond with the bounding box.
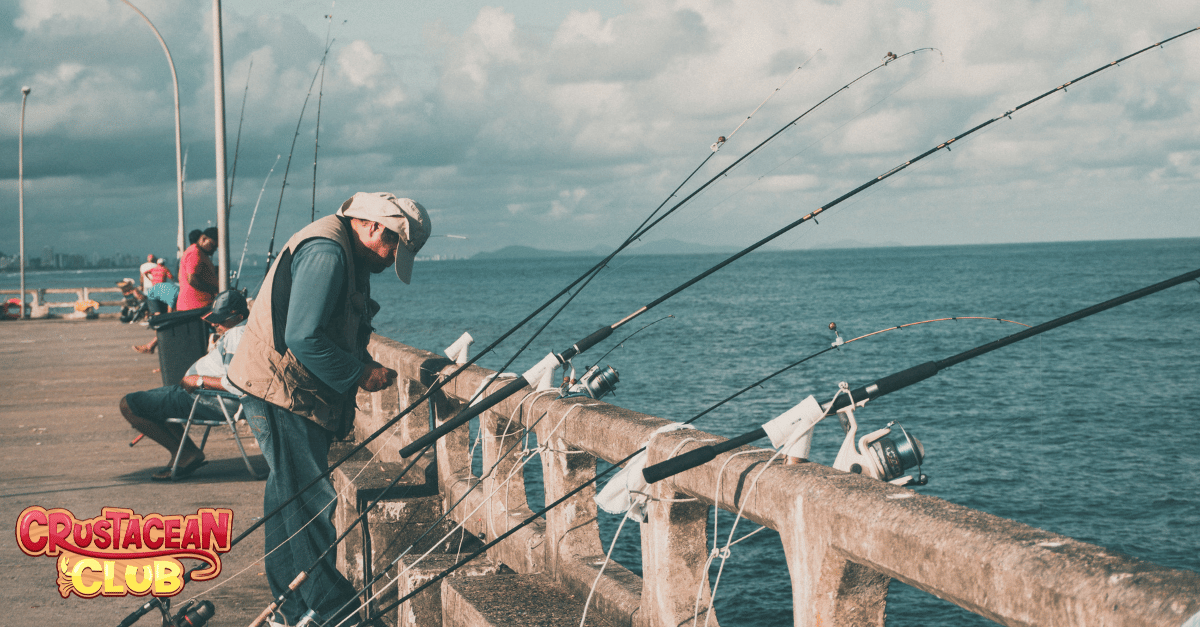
[1,319,272,626]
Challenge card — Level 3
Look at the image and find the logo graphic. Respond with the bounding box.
[15,506,233,598]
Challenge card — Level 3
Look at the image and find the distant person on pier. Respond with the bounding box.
[141,257,174,286]
[117,279,148,323]
[177,227,219,311]
[131,278,182,354]
[119,290,249,480]
[139,253,157,292]
[228,192,430,625]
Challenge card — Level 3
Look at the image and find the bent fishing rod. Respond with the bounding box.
[356,316,1037,626]
[242,53,928,624]
[399,28,1200,459]
[641,266,1200,484]
[205,48,926,565]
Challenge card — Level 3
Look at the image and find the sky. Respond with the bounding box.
[1,0,1198,262]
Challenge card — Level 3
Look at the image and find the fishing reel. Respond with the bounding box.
[169,599,216,627]
[831,403,926,486]
[561,364,620,400]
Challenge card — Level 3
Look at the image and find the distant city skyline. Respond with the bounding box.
[1,2,1198,262]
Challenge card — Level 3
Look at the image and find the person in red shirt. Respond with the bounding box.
[142,258,174,286]
[177,227,219,311]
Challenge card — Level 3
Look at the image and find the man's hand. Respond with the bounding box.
[358,361,397,392]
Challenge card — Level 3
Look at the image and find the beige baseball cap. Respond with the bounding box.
[337,192,432,283]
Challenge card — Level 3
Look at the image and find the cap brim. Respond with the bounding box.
[395,246,416,284]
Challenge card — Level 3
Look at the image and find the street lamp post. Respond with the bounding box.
[19,86,30,320]
[118,0,185,260]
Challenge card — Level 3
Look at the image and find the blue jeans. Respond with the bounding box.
[242,397,360,626]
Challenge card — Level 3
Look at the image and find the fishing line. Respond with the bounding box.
[234,155,280,288]
[697,447,785,627]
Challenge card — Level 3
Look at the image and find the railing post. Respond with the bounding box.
[778,502,889,627]
[534,398,603,581]
[639,483,716,627]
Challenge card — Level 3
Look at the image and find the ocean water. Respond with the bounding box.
[371,237,1200,626]
[6,238,1197,625]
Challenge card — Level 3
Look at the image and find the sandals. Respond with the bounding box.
[132,344,155,354]
[151,458,207,481]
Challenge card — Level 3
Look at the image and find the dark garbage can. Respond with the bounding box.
[148,307,211,387]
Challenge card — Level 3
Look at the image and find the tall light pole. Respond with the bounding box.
[19,86,30,319]
[212,0,230,292]
[118,0,185,260]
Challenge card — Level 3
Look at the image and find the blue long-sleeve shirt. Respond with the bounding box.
[284,238,367,394]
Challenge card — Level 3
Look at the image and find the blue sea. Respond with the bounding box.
[5,238,1198,625]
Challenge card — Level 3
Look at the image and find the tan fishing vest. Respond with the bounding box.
[228,215,376,435]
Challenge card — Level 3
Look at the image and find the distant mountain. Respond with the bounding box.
[471,245,606,260]
[624,238,740,256]
[469,238,904,260]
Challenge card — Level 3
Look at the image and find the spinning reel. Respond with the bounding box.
[561,363,620,400]
[831,400,926,486]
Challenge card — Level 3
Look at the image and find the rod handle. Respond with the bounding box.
[831,361,941,412]
[642,428,766,484]
[558,325,614,361]
[399,376,529,458]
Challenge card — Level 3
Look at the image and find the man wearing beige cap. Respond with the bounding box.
[228,192,430,626]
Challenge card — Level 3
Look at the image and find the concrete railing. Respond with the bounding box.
[0,287,125,318]
[344,334,1200,627]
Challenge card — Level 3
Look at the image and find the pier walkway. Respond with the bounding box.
[1,319,271,626]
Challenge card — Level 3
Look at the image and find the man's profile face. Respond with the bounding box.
[198,235,217,253]
[357,222,399,274]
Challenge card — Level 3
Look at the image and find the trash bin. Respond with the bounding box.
[149,307,211,387]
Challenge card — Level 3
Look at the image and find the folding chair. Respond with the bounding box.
[164,390,264,480]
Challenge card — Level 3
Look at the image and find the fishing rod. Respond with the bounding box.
[400,28,1199,459]
[357,267,1200,624]
[641,266,1200,485]
[234,155,281,288]
[358,315,1041,626]
[215,48,924,570]
[226,60,253,213]
[397,48,939,458]
[264,37,335,268]
[238,52,925,625]
[312,12,333,222]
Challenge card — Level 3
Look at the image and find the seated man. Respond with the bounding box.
[119,290,250,480]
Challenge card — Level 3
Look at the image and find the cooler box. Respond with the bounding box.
[148,308,211,386]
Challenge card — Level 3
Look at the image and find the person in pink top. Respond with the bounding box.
[177,227,219,311]
[142,258,174,286]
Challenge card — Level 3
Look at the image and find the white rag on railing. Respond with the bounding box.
[595,422,694,522]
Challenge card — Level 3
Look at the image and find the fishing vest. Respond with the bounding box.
[228,215,376,436]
